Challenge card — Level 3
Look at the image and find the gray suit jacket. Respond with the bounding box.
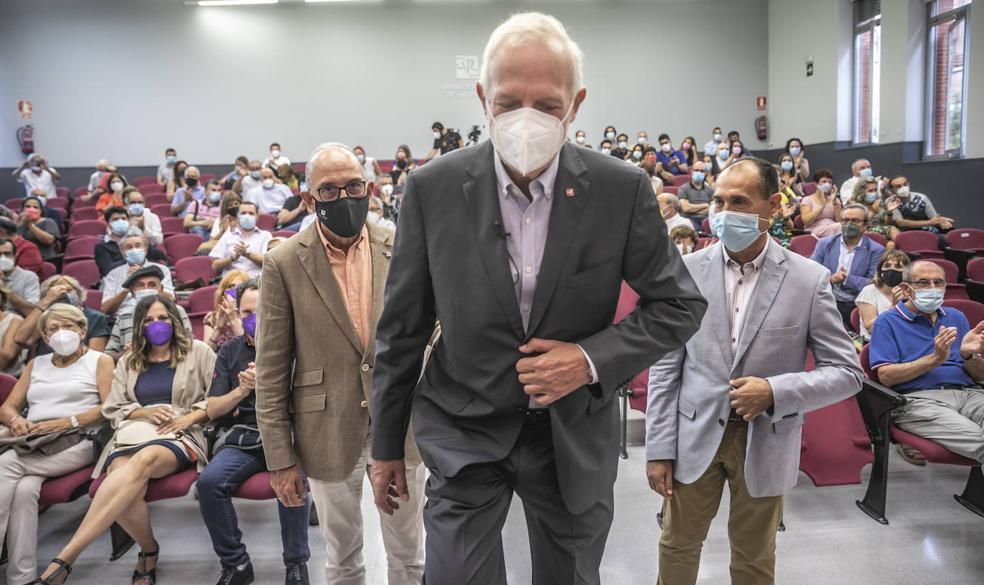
[372,141,707,514]
[645,241,863,497]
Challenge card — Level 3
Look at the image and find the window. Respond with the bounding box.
[853,0,881,144]
[926,0,972,158]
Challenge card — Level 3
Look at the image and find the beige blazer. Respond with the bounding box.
[255,222,420,482]
[94,340,216,476]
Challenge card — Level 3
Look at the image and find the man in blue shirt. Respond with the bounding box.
[810,203,885,326]
[197,279,312,585]
[869,261,984,463]
[655,133,689,175]
[170,165,204,217]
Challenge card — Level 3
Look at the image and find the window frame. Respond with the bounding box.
[852,0,882,146]
[924,0,972,160]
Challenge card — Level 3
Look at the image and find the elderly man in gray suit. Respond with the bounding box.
[645,157,863,585]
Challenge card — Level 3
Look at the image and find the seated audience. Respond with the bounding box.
[390,145,416,185]
[123,187,163,246]
[221,156,250,190]
[209,202,272,279]
[611,133,630,160]
[277,164,299,191]
[628,143,644,165]
[16,275,111,355]
[679,136,697,165]
[637,131,650,148]
[101,228,174,317]
[851,176,900,244]
[94,207,168,278]
[0,239,40,315]
[263,142,291,169]
[35,295,215,585]
[233,160,263,197]
[165,160,190,202]
[599,139,613,156]
[855,250,910,341]
[0,304,113,585]
[839,158,877,205]
[95,173,127,213]
[885,175,954,234]
[87,159,110,196]
[670,224,698,256]
[869,260,984,465]
[353,145,382,182]
[809,203,885,326]
[367,196,397,232]
[0,218,42,278]
[184,180,223,239]
[203,270,250,351]
[702,126,722,156]
[0,288,27,375]
[785,137,810,183]
[800,169,842,238]
[639,153,665,194]
[199,192,243,256]
[157,148,177,186]
[769,202,795,248]
[655,133,689,175]
[247,167,291,215]
[17,196,61,260]
[716,141,736,170]
[170,166,204,217]
[276,189,309,232]
[677,161,713,228]
[104,266,193,360]
[777,152,803,198]
[657,193,693,233]
[378,183,399,224]
[574,130,589,148]
[12,154,60,199]
[198,279,311,585]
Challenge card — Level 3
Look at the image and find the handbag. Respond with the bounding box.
[113,419,181,450]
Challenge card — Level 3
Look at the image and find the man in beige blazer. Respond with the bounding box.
[255,143,424,585]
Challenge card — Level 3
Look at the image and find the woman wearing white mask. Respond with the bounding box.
[352,145,382,182]
[95,172,127,213]
[0,304,113,585]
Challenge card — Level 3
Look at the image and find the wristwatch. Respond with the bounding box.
[70,415,80,429]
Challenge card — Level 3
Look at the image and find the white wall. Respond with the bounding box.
[0,0,769,169]
[769,0,982,158]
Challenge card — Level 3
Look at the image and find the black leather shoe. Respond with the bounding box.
[215,561,254,585]
[284,562,309,585]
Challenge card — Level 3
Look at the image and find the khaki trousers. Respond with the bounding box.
[892,388,984,463]
[308,435,425,585]
[658,421,783,585]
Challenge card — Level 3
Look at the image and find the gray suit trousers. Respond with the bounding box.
[422,416,614,585]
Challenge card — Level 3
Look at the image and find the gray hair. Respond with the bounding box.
[842,203,870,222]
[185,165,200,175]
[851,158,870,173]
[903,260,945,283]
[122,226,145,244]
[657,192,680,211]
[305,142,359,183]
[480,12,584,99]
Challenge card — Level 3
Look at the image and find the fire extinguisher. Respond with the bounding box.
[755,116,767,141]
[16,125,34,155]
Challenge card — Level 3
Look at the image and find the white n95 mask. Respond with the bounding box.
[488,103,574,177]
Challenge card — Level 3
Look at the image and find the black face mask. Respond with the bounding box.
[315,196,369,239]
[880,269,904,287]
[185,177,199,187]
[226,206,240,217]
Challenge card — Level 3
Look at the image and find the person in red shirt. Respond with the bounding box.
[0,217,43,277]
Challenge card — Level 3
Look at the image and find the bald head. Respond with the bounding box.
[305,143,363,190]
[905,260,946,284]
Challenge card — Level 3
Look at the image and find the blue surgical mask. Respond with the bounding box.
[208,191,222,203]
[692,171,706,184]
[166,155,176,165]
[865,192,879,204]
[859,167,873,178]
[718,150,729,161]
[250,170,262,180]
[712,210,766,252]
[789,146,801,157]
[780,160,793,172]
[110,219,129,237]
[128,203,145,217]
[632,150,642,160]
[238,213,257,230]
[125,248,146,265]
[912,288,944,314]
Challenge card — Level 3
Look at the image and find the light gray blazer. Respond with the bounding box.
[645,241,863,497]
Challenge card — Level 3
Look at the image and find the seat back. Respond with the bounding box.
[133,176,157,187]
[662,186,678,195]
[944,299,984,327]
[968,257,984,282]
[63,260,101,289]
[68,219,106,238]
[789,234,818,257]
[0,373,18,404]
[144,194,168,206]
[188,285,218,315]
[945,228,984,250]
[670,174,691,187]
[850,307,860,335]
[71,207,100,221]
[150,203,173,217]
[859,344,877,382]
[701,217,710,235]
[41,262,58,282]
[257,214,277,231]
[802,182,817,196]
[894,230,940,253]
[160,216,186,235]
[64,236,101,262]
[85,289,103,311]
[174,256,216,285]
[163,234,204,262]
[863,231,888,247]
[925,258,959,283]
[613,281,640,323]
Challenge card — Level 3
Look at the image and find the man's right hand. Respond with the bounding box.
[371,458,409,516]
[932,326,958,364]
[270,465,307,507]
[646,460,674,498]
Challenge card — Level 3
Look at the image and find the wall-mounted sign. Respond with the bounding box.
[455,55,480,80]
[17,100,32,119]
[756,96,767,111]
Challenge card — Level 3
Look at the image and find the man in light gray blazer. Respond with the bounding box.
[645,158,863,585]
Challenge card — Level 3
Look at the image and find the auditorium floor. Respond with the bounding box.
[32,445,983,585]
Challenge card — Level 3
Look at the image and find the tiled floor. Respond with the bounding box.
[25,445,984,584]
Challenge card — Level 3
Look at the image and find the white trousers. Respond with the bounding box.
[0,441,94,584]
[309,439,425,585]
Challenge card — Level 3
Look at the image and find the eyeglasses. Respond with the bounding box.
[842,218,866,225]
[314,180,368,202]
[910,279,947,289]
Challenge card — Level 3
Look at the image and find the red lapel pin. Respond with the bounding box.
[565,187,575,198]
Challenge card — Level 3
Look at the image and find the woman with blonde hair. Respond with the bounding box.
[0,304,113,584]
[851,176,900,244]
[34,295,215,585]
[203,270,250,350]
[16,275,111,355]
